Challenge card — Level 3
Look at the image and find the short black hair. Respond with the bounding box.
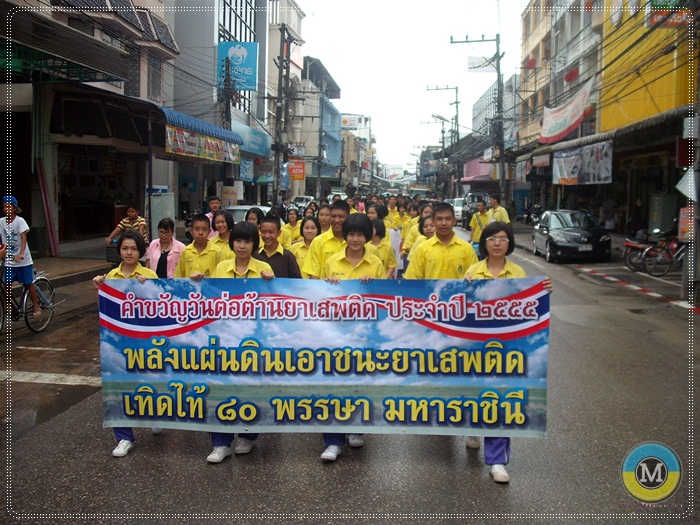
[259,214,281,231]
[157,218,175,232]
[490,194,501,204]
[245,207,265,224]
[329,200,350,215]
[212,210,234,232]
[207,195,221,203]
[230,221,260,253]
[478,221,514,257]
[418,214,434,236]
[190,213,211,228]
[419,203,433,215]
[432,202,454,217]
[300,216,321,237]
[342,212,373,242]
[118,230,146,258]
[372,219,386,239]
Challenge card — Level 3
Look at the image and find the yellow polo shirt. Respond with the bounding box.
[407,234,428,262]
[323,249,386,280]
[374,238,397,270]
[279,226,293,250]
[302,229,377,278]
[402,215,420,241]
[403,221,422,253]
[467,258,527,280]
[289,241,312,278]
[469,212,490,242]
[212,256,273,278]
[488,206,510,224]
[211,235,234,260]
[174,240,221,278]
[404,234,478,279]
[281,222,301,244]
[106,262,157,280]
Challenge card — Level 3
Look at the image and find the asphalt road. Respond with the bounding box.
[1,235,697,525]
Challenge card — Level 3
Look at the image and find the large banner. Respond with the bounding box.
[99,278,549,437]
[166,125,240,164]
[552,141,613,186]
[540,76,595,144]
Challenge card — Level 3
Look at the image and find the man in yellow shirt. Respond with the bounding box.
[303,201,378,278]
[174,213,221,280]
[469,199,490,259]
[404,202,478,279]
[488,194,510,224]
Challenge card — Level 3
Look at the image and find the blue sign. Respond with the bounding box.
[230,120,272,157]
[217,41,258,91]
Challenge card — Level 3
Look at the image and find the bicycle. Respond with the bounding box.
[641,234,685,277]
[0,264,57,333]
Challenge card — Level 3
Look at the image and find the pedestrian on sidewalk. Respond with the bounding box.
[464,221,552,483]
[0,196,41,318]
[105,204,148,245]
[92,230,159,457]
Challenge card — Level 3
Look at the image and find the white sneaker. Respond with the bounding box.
[489,463,510,483]
[112,439,134,457]
[321,445,341,462]
[348,434,365,448]
[151,428,164,435]
[234,437,253,455]
[206,446,232,463]
[465,436,481,450]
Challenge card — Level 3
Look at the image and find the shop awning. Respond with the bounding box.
[551,105,692,152]
[160,107,243,145]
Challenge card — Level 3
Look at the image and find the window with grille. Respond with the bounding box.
[148,54,162,102]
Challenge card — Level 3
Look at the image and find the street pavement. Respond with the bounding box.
[2,227,696,524]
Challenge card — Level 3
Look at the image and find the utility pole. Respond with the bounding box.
[316,82,326,201]
[273,24,292,204]
[451,34,506,203]
[426,85,460,145]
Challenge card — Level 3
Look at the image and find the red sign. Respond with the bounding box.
[288,158,305,181]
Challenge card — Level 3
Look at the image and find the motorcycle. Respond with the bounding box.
[525,204,542,226]
[622,234,653,272]
[184,208,202,242]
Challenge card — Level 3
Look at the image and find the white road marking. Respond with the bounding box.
[15,346,67,352]
[1,371,101,387]
[510,252,548,270]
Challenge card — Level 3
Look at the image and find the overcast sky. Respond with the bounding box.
[297,0,527,169]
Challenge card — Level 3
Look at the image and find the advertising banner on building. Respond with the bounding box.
[166,125,240,164]
[217,41,259,91]
[99,278,550,437]
[239,158,255,182]
[552,141,613,185]
[222,186,238,209]
[288,158,305,181]
[540,77,595,144]
[341,115,360,130]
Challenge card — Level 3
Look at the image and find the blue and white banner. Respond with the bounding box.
[217,41,259,91]
[99,278,550,437]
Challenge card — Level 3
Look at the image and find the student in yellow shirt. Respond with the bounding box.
[92,230,158,458]
[174,213,221,280]
[463,221,552,483]
[403,203,434,255]
[302,200,351,279]
[407,214,435,264]
[392,202,411,231]
[207,221,274,463]
[487,194,510,224]
[404,202,478,279]
[371,219,397,279]
[320,213,384,462]
[281,207,302,245]
[211,210,235,260]
[289,216,321,278]
[317,203,332,234]
[469,199,490,259]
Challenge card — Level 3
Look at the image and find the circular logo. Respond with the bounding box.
[622,442,681,502]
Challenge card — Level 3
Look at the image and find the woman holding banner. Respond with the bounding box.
[465,221,552,483]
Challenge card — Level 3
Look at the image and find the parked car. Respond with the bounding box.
[225,205,285,225]
[453,197,464,226]
[532,209,611,263]
[292,195,314,208]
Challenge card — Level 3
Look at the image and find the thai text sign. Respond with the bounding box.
[540,76,595,144]
[165,124,240,164]
[99,278,549,437]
